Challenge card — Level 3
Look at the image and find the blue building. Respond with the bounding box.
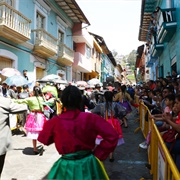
[0,0,89,83]
[139,0,179,79]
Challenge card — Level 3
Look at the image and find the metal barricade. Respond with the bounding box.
[136,101,180,179]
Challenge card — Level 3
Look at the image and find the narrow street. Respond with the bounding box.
[104,107,153,180]
[1,107,152,180]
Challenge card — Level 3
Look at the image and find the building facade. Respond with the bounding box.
[138,0,179,80]
[0,0,89,83]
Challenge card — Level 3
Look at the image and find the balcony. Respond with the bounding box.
[151,43,164,57]
[156,8,177,43]
[73,52,92,72]
[32,28,58,58]
[57,43,74,66]
[0,2,31,43]
[73,28,93,48]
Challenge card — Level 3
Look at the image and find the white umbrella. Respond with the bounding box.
[87,78,101,85]
[54,79,68,84]
[76,81,88,86]
[5,75,29,86]
[1,68,21,77]
[41,74,61,81]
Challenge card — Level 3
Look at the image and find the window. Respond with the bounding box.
[36,12,45,29]
[58,30,64,44]
[86,44,91,59]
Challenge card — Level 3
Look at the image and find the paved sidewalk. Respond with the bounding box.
[1,107,152,180]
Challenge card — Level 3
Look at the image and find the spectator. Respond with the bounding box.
[148,80,156,90]
[23,70,29,81]
[162,95,180,170]
[8,84,18,99]
[18,84,30,99]
[0,82,8,97]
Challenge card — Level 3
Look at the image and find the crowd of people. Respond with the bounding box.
[1,71,180,178]
[134,75,180,171]
[0,75,138,179]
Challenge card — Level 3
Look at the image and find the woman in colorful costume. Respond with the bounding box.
[113,84,136,127]
[38,85,118,180]
[91,90,126,161]
[15,86,46,155]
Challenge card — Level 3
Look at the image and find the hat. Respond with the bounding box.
[23,70,27,72]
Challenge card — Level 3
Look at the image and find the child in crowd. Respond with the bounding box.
[151,94,175,131]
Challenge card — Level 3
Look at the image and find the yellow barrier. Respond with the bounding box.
[56,101,62,115]
[134,101,150,138]
[136,101,180,179]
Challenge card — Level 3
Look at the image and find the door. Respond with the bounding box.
[36,67,44,80]
[0,57,13,82]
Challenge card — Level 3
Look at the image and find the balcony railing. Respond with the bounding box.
[32,28,58,57]
[0,2,31,43]
[150,35,164,57]
[57,43,74,66]
[156,8,177,43]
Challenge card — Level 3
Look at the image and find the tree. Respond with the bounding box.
[127,50,136,70]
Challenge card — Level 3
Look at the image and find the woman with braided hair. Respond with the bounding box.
[38,85,118,179]
[15,86,47,155]
[92,90,126,162]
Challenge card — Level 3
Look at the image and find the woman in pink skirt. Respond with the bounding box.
[91,91,127,161]
[15,86,47,155]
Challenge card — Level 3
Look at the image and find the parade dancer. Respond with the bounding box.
[38,85,118,179]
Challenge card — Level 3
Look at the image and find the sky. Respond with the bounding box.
[76,0,144,56]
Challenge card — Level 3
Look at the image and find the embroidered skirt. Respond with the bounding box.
[48,150,109,180]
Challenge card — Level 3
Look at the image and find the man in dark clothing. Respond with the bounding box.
[0,82,8,97]
[23,70,29,81]
[79,87,95,112]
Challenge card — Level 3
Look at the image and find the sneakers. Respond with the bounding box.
[139,141,148,149]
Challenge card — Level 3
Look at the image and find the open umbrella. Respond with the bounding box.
[1,68,21,77]
[41,74,61,82]
[87,78,101,85]
[76,81,88,87]
[5,75,29,86]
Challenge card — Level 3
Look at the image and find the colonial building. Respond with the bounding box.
[138,0,178,80]
[0,0,89,83]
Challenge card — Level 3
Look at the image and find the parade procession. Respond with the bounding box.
[1,0,180,180]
